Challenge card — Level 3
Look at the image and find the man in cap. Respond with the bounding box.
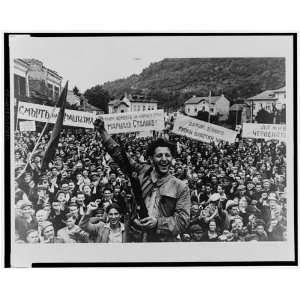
[188,224,204,242]
[93,117,190,242]
[41,221,65,243]
[25,229,40,243]
[15,200,38,242]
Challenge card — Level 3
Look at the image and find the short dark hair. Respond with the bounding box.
[106,203,121,214]
[146,138,177,158]
[68,203,78,209]
[63,212,77,221]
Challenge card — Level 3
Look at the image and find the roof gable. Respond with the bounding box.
[247,90,277,101]
[108,99,130,107]
[248,86,285,101]
[185,95,227,105]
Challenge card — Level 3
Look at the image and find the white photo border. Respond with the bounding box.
[5,33,298,267]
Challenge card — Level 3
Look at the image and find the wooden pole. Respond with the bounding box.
[208,90,211,123]
[16,103,58,179]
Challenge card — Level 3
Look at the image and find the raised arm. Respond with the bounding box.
[79,202,103,236]
[93,117,145,175]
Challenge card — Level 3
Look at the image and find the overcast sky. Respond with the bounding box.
[10,35,290,92]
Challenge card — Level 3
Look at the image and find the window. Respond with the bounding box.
[143,106,146,111]
[202,106,205,110]
[14,74,26,98]
[188,108,190,113]
[54,86,59,100]
[195,108,197,113]
[210,108,214,113]
[47,83,53,98]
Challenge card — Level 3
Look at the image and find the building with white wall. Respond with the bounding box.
[108,93,158,114]
[184,94,230,121]
[246,86,286,117]
[14,58,62,104]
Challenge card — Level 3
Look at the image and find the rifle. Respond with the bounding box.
[119,148,148,219]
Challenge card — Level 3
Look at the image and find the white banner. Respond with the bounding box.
[172,114,237,144]
[17,101,96,129]
[19,120,36,132]
[101,110,165,134]
[242,123,286,141]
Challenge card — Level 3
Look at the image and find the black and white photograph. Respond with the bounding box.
[4,33,297,267]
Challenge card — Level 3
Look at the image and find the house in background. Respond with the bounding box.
[245,86,286,120]
[184,94,230,121]
[14,58,62,105]
[80,96,105,114]
[66,90,81,108]
[108,93,159,114]
[108,98,130,114]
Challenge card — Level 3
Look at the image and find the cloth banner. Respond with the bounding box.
[101,110,165,134]
[19,120,36,131]
[17,101,96,129]
[242,123,286,141]
[172,114,237,144]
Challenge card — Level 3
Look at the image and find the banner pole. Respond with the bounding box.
[16,104,57,179]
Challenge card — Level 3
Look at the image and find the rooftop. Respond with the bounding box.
[66,90,81,106]
[185,95,226,105]
[80,96,104,111]
[125,94,159,103]
[247,86,285,101]
[108,99,130,107]
[230,103,244,111]
[15,58,62,79]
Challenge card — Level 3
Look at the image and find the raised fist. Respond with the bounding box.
[93,117,105,132]
[86,202,99,214]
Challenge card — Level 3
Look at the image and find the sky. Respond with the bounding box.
[9,35,291,92]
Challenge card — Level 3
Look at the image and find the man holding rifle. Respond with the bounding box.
[93,117,191,242]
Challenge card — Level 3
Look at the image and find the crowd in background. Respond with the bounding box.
[14,120,287,243]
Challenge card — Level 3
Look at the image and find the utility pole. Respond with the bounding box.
[251,100,254,123]
[208,90,211,123]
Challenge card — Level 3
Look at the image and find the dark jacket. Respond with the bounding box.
[104,137,191,242]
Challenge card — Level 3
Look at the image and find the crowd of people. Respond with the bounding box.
[14,118,288,243]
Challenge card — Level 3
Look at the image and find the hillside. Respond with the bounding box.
[102,58,285,109]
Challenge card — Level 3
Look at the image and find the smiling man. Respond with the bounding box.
[79,202,126,243]
[94,117,191,242]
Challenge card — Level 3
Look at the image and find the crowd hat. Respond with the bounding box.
[41,221,53,234]
[226,200,238,210]
[18,200,33,210]
[188,224,203,234]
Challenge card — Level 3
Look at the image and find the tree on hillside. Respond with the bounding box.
[84,85,111,113]
[73,86,81,96]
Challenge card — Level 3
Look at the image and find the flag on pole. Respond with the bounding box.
[41,81,68,171]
